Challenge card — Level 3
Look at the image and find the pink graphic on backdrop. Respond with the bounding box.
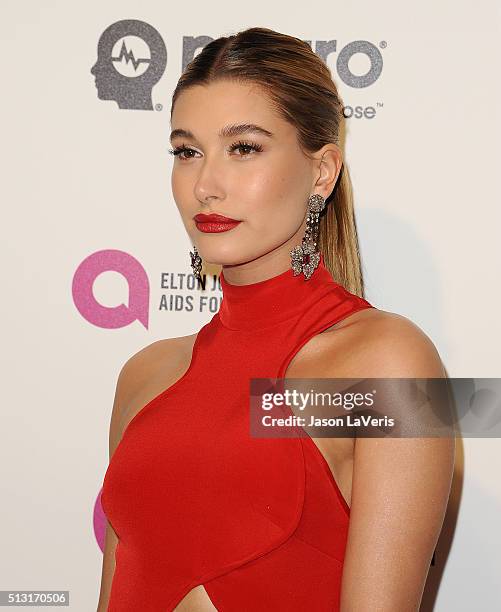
[72,249,149,329]
[94,489,107,552]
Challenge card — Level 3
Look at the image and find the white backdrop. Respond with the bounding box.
[2,1,500,610]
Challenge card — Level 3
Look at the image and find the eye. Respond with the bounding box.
[228,140,263,157]
[168,144,199,160]
[167,140,263,161]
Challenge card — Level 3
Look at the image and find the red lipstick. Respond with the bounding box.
[194,213,242,233]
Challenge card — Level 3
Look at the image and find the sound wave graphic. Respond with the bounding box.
[112,40,151,72]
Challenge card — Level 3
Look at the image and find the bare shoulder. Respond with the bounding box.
[341,308,446,378]
[117,333,197,398]
[294,307,445,379]
[108,332,198,455]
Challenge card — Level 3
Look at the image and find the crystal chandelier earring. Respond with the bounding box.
[189,244,203,283]
[290,193,326,280]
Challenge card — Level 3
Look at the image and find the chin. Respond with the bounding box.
[195,242,254,267]
[202,253,248,267]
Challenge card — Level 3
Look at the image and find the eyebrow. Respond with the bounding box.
[169,123,274,143]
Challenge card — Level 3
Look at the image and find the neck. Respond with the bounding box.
[219,253,292,287]
[217,252,335,331]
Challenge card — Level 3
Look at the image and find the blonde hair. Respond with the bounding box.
[171,27,366,297]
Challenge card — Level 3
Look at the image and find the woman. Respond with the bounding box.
[98,27,455,611]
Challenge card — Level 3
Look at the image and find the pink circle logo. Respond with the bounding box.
[72,249,149,329]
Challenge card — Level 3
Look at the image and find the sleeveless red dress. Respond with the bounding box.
[101,254,375,610]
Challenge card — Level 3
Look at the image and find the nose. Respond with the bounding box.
[193,157,225,205]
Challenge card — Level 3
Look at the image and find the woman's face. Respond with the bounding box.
[170,79,338,278]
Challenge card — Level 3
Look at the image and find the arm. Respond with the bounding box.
[96,336,192,610]
[339,316,455,611]
[96,362,132,611]
[97,522,118,612]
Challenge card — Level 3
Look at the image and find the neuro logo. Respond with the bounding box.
[181,37,384,89]
[72,249,149,329]
[91,19,167,110]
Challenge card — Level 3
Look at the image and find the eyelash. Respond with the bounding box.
[168,140,263,160]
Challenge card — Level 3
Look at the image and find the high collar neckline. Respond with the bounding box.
[217,253,334,331]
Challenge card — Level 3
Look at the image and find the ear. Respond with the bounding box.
[311,144,343,199]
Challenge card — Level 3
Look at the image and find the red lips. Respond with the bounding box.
[194,213,240,223]
[194,213,242,233]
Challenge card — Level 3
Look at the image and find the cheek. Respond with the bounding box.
[171,170,192,216]
[235,162,307,232]
[171,170,183,199]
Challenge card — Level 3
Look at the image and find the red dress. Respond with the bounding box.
[101,254,375,610]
